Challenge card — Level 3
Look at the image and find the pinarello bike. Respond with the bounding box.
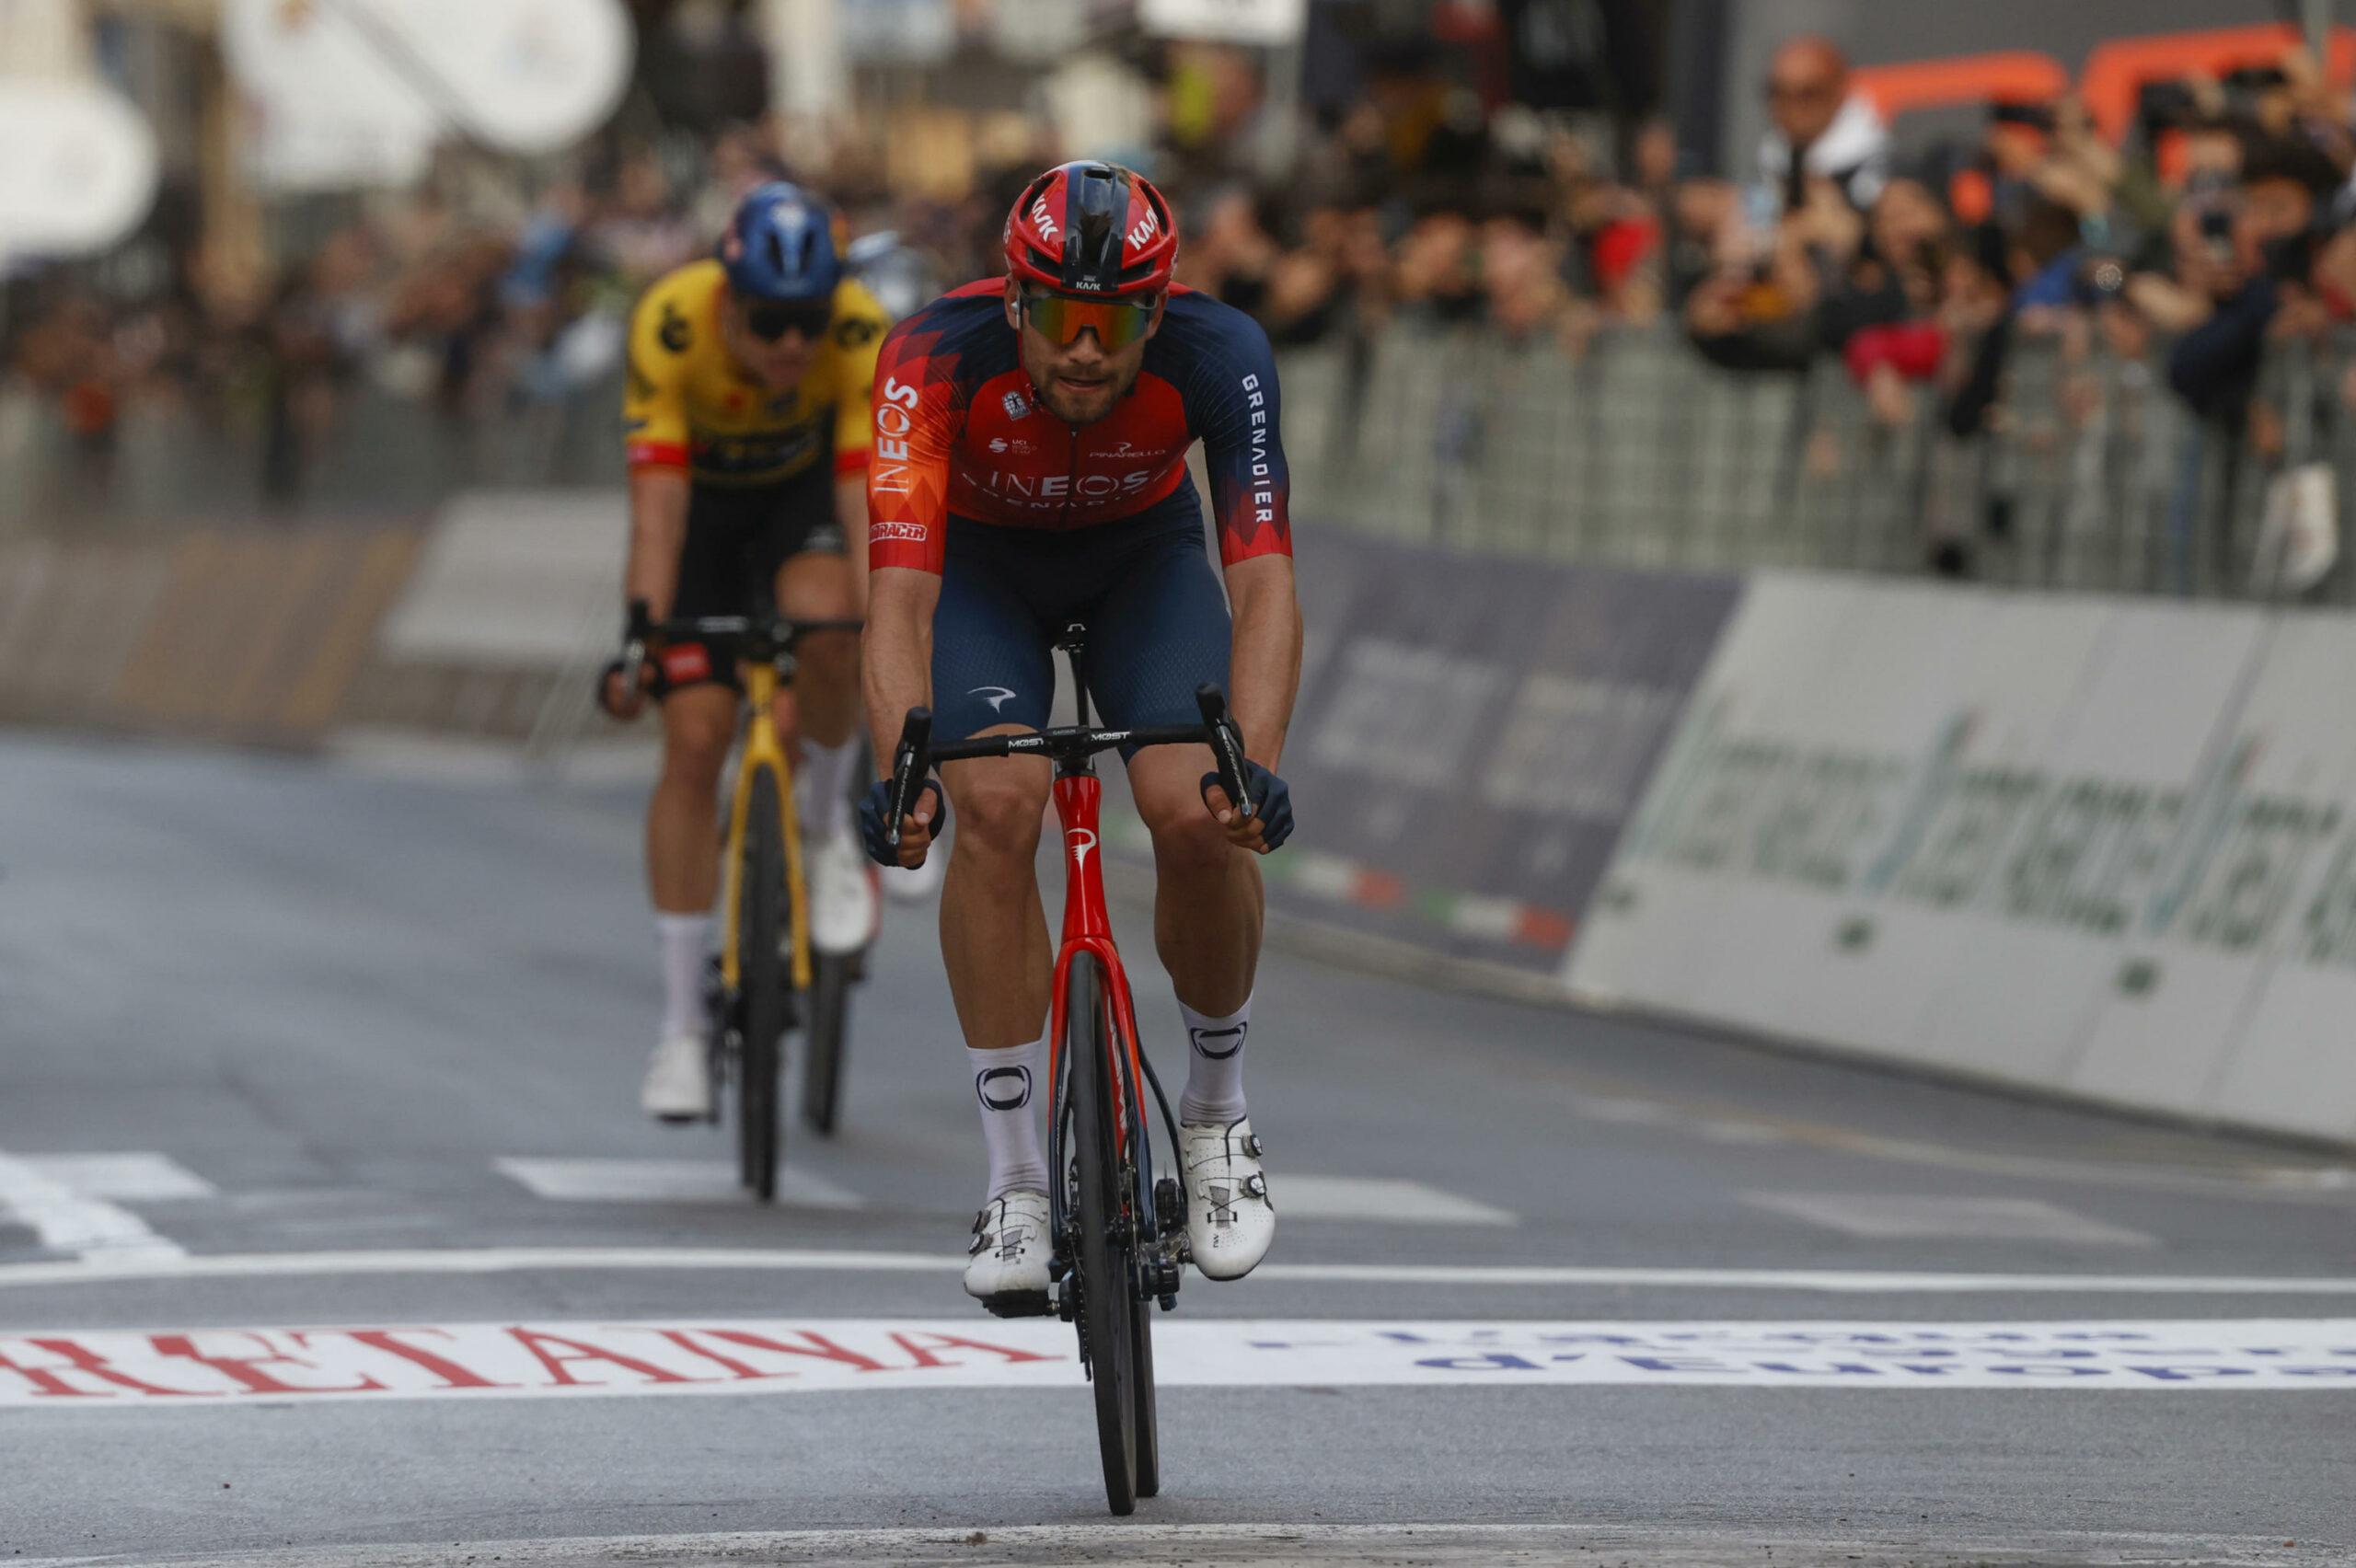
[883,623,1254,1516]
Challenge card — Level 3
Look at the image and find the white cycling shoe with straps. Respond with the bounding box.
[963,1189,1053,1312]
[807,822,880,954]
[1181,1116,1275,1281]
[640,1030,711,1122]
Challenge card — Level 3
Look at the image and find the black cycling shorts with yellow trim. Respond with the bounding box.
[658,464,847,698]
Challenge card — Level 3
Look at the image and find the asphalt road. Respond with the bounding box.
[2,734,2352,1568]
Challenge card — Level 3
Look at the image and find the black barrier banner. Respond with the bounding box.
[1114,527,1740,975]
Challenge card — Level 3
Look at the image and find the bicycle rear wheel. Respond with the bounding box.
[800,951,854,1136]
[1064,952,1138,1516]
[738,766,788,1202]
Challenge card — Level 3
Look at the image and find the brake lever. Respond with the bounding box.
[1194,685,1254,821]
[886,708,934,850]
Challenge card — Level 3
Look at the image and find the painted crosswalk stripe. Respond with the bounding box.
[17,1153,216,1202]
[1278,1176,1515,1226]
[2,1318,2349,1406]
[0,1151,185,1261]
[489,1161,1507,1225]
[1746,1193,2157,1248]
[493,1159,861,1209]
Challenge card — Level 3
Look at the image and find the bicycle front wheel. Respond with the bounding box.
[800,951,854,1136]
[738,765,788,1202]
[1064,951,1138,1516]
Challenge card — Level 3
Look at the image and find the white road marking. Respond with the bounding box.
[493,1159,861,1209]
[1746,1193,2157,1248]
[1,1318,2349,1407]
[0,1152,185,1262]
[1276,1176,1515,1226]
[6,1524,2314,1568]
[1562,1091,2354,1200]
[3,1246,2356,1294]
[491,1163,1503,1224]
[18,1153,216,1202]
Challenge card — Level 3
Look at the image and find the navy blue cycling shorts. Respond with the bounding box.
[930,486,1230,757]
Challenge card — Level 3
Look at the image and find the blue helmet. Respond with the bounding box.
[720,182,841,303]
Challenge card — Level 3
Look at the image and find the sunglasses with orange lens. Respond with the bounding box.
[1021,289,1159,350]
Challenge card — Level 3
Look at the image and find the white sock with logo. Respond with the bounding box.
[1178,994,1251,1125]
[970,1036,1048,1201]
[656,914,712,1038]
[798,739,860,839]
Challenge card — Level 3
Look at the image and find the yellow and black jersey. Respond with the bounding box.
[622,259,888,488]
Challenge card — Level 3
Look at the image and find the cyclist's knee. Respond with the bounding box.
[951,768,1048,862]
[659,704,733,785]
[1141,797,1226,871]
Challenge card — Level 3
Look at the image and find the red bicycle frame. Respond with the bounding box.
[880,666,1253,1276]
[1045,770,1150,1167]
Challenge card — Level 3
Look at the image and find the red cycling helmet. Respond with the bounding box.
[1003,161,1178,298]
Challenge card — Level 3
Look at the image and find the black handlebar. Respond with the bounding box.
[883,682,1254,847]
[620,597,860,699]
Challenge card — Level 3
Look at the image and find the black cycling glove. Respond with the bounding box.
[860,776,948,867]
[1200,757,1295,851]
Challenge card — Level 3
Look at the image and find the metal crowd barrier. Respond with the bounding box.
[1284,319,2356,606]
[6,320,2351,606]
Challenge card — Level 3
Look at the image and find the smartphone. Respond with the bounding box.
[2198,206,2234,263]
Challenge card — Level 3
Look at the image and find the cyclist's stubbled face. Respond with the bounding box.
[722,294,818,393]
[1006,282,1161,426]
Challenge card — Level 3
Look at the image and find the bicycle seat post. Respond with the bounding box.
[1057,621,1091,729]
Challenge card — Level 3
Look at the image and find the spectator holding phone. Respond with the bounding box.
[2168,133,2343,426]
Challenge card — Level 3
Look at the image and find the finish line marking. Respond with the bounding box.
[12,1523,2321,1568]
[0,1319,2349,1406]
[5,1247,2356,1295]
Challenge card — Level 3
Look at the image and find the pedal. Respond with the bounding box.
[981,1290,1053,1320]
[1154,1176,1184,1234]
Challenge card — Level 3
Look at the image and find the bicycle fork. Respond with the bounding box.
[1044,767,1187,1335]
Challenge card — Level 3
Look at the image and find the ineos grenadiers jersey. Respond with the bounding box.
[866,281,1292,573]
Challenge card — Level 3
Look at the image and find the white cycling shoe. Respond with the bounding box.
[1181,1116,1275,1281]
[808,823,879,954]
[882,849,946,904]
[964,1189,1053,1312]
[640,1030,710,1122]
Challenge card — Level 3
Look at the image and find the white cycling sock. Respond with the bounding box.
[656,913,712,1037]
[798,738,859,838]
[1178,994,1251,1124]
[969,1037,1049,1201]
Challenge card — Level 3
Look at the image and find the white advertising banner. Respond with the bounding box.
[223,0,632,190]
[0,78,159,261]
[1568,573,2356,1143]
[1141,0,1307,46]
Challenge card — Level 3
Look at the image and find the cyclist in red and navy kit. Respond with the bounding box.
[860,163,1301,1309]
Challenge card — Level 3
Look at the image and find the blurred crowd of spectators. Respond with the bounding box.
[9,30,2356,520]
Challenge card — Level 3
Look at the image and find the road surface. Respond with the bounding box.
[2,736,2350,1566]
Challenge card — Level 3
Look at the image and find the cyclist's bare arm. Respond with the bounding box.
[834,477,871,613]
[626,467,691,618]
[862,564,942,861]
[1223,553,1301,774]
